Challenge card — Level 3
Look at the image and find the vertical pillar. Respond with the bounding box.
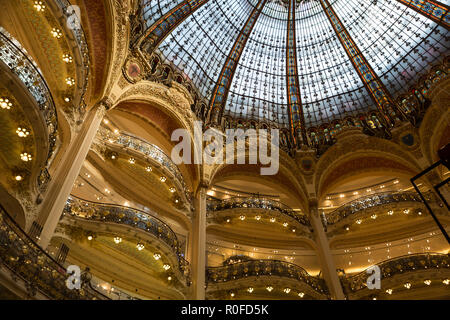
[189,185,207,300]
[309,200,345,300]
[33,100,109,249]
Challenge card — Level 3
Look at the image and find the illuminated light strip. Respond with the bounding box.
[208,0,268,124]
[286,0,307,145]
[140,0,209,50]
[395,0,449,30]
[319,0,395,124]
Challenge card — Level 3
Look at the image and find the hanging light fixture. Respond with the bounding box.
[51,28,62,38]
[153,253,161,260]
[62,54,73,63]
[136,242,145,251]
[65,77,75,86]
[0,98,12,110]
[34,1,45,12]
[20,153,32,162]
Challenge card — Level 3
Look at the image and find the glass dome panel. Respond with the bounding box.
[141,0,449,128]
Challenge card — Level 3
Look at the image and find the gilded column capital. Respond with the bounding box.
[97,97,114,111]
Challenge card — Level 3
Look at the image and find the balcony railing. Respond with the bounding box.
[207,197,311,228]
[323,191,430,227]
[97,127,191,203]
[341,253,450,296]
[206,259,328,296]
[0,27,58,190]
[54,0,90,109]
[0,204,108,300]
[64,196,189,274]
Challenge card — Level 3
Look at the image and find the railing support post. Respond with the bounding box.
[309,200,346,300]
[32,100,109,248]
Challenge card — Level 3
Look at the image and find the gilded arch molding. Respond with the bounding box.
[315,133,424,198]
[419,78,450,166]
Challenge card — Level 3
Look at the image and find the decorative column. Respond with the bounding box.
[189,185,207,300]
[33,100,109,249]
[208,0,268,126]
[319,0,398,127]
[309,200,345,300]
[395,0,449,30]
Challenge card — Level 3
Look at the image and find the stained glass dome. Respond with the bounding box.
[139,0,449,129]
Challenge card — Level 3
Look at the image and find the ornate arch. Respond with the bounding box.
[315,131,423,199]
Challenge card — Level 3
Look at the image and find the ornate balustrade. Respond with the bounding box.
[96,127,191,203]
[207,196,311,228]
[0,27,58,190]
[53,0,90,111]
[63,196,189,274]
[206,259,328,296]
[341,253,450,297]
[0,204,108,300]
[323,191,431,228]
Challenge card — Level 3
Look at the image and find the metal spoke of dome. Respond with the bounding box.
[286,0,308,146]
[319,0,395,127]
[208,0,269,126]
[139,0,209,51]
[395,0,449,30]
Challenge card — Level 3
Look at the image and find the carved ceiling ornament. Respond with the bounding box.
[103,0,133,98]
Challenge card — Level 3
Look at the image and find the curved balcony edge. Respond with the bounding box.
[63,196,190,277]
[0,203,108,300]
[206,259,328,297]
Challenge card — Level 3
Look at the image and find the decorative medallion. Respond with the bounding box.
[123,57,144,83]
[401,133,415,147]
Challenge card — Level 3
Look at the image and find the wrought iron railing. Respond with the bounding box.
[64,196,189,274]
[97,127,191,203]
[207,196,311,228]
[0,27,58,190]
[341,253,450,295]
[0,204,108,300]
[323,191,430,227]
[206,259,328,295]
[54,0,90,109]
